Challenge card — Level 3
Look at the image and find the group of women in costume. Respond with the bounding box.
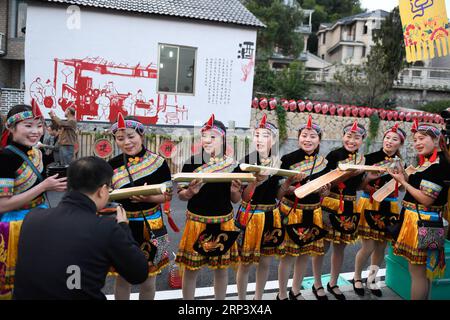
[0,103,448,301]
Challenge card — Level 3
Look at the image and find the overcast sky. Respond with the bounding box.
[360,0,450,12]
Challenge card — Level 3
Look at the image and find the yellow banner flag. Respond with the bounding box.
[399,0,450,62]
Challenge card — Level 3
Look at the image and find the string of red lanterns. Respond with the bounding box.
[251,97,445,124]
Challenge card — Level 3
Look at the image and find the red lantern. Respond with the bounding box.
[423,113,430,122]
[314,103,322,113]
[329,104,336,115]
[358,108,366,117]
[289,100,297,112]
[337,106,344,116]
[434,114,441,123]
[306,101,313,112]
[297,100,305,112]
[392,111,398,121]
[418,113,424,122]
[351,106,359,117]
[282,99,289,111]
[252,97,259,109]
[365,108,373,117]
[269,98,277,110]
[386,111,394,121]
[379,110,387,120]
[398,111,405,121]
[405,112,412,121]
[322,103,329,115]
[259,98,268,110]
[344,106,352,117]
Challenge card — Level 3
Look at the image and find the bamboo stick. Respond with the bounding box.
[294,169,350,199]
[372,166,417,202]
[338,164,387,172]
[239,163,299,178]
[109,183,166,201]
[172,172,256,183]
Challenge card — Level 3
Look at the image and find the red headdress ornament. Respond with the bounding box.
[391,123,399,132]
[205,114,215,129]
[350,119,358,133]
[259,114,267,128]
[306,114,313,129]
[117,112,126,130]
[31,99,43,119]
[411,119,419,133]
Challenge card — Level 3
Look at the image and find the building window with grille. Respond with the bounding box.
[9,0,27,38]
[158,44,196,95]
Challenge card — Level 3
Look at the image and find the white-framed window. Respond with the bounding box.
[346,46,354,59]
[158,44,196,95]
[9,0,27,38]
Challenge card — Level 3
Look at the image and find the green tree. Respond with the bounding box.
[372,6,406,85]
[244,0,306,59]
[275,61,311,99]
[330,46,393,108]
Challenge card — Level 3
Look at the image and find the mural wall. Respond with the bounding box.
[25,4,257,127]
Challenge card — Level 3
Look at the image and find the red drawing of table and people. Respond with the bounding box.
[29,56,189,125]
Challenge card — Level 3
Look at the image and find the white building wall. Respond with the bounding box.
[25,4,257,128]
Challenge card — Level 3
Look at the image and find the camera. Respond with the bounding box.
[97,202,120,216]
[441,108,450,146]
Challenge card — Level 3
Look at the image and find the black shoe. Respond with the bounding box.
[352,279,365,296]
[289,289,304,300]
[327,283,346,300]
[366,280,382,297]
[276,293,288,300]
[312,285,328,301]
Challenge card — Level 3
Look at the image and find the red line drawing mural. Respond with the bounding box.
[29,56,189,125]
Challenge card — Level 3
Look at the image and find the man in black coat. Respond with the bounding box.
[13,156,149,300]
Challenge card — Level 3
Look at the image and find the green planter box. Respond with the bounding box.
[385,240,450,300]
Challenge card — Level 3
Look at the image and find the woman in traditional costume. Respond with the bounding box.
[235,114,283,300]
[0,104,67,298]
[276,115,329,300]
[353,124,407,297]
[311,120,366,300]
[109,113,173,300]
[388,121,449,300]
[176,114,242,300]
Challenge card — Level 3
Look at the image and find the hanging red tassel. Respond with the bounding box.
[0,130,10,148]
[338,182,346,213]
[163,201,180,232]
[429,148,438,163]
[394,181,399,198]
[242,189,256,226]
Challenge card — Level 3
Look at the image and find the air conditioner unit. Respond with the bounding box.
[0,32,5,56]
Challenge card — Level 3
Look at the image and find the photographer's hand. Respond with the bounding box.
[116,205,129,224]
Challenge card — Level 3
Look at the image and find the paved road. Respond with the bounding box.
[47,190,390,296]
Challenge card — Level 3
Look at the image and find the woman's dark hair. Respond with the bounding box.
[67,156,114,194]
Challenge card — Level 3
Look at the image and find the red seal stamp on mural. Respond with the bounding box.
[93,139,113,159]
[159,140,177,158]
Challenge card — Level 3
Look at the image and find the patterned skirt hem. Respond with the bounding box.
[358,227,392,242]
[277,243,325,257]
[108,258,170,278]
[393,243,427,265]
[175,254,240,271]
[324,233,357,245]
